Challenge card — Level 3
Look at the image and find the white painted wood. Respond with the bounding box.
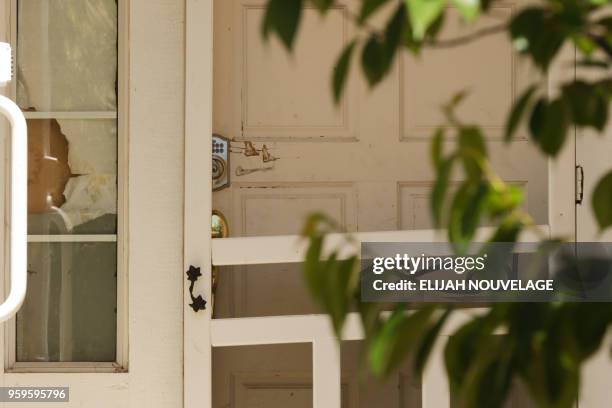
[184,1,214,408]
[422,336,450,408]
[22,111,117,120]
[579,334,612,408]
[575,44,612,407]
[211,309,499,347]
[547,44,577,240]
[26,234,117,243]
[313,337,341,408]
[212,314,335,347]
[127,0,185,405]
[211,225,548,266]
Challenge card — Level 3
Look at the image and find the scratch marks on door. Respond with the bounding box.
[231,141,279,176]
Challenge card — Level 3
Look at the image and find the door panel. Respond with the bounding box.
[212,342,421,408]
[212,0,550,406]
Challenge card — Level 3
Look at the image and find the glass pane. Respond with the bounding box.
[17,242,117,362]
[17,0,118,111]
[15,0,119,363]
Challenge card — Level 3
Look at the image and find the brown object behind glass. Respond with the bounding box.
[27,118,71,213]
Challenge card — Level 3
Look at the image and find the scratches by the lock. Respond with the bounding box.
[261,144,279,162]
[243,141,259,156]
[235,166,274,176]
[230,141,280,161]
[230,140,279,176]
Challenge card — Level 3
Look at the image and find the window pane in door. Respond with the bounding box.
[17,242,117,362]
[16,0,118,111]
[14,0,119,363]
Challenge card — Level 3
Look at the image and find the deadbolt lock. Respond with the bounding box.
[212,134,230,191]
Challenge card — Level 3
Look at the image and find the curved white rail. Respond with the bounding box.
[0,94,27,322]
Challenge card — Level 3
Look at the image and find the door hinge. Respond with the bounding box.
[575,165,584,205]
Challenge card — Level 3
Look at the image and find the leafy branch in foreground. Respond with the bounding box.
[264,0,612,406]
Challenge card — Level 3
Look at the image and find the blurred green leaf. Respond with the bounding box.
[362,35,388,86]
[489,215,522,242]
[369,307,436,376]
[572,34,597,56]
[592,170,612,231]
[361,4,408,86]
[569,304,612,358]
[563,81,609,131]
[445,318,487,390]
[406,0,446,40]
[449,181,489,251]
[459,126,487,180]
[332,41,356,103]
[452,0,480,22]
[431,155,456,227]
[310,0,334,13]
[301,213,357,336]
[323,255,357,334]
[509,8,565,70]
[262,0,303,50]
[414,308,451,374]
[505,85,537,142]
[359,0,391,23]
[529,98,569,156]
[431,127,446,168]
[487,184,523,217]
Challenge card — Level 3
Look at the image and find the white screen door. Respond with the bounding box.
[184,1,576,407]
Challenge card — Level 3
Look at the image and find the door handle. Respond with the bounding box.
[185,211,229,313]
[0,43,28,322]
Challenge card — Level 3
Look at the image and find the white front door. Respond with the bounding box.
[0,1,186,406]
[184,2,577,408]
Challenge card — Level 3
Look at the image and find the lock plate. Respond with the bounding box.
[212,134,230,191]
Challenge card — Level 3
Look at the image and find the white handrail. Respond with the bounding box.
[0,94,27,322]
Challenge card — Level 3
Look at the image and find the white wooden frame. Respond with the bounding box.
[184,3,576,408]
[2,0,129,373]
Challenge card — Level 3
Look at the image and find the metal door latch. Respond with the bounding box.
[186,265,207,312]
[576,165,584,205]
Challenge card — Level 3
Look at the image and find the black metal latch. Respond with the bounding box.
[576,165,584,205]
[186,265,207,312]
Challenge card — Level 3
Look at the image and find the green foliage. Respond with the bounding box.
[452,0,481,22]
[406,0,446,39]
[593,171,612,231]
[529,98,570,156]
[262,0,612,406]
[505,84,537,142]
[333,41,357,103]
[262,0,303,50]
